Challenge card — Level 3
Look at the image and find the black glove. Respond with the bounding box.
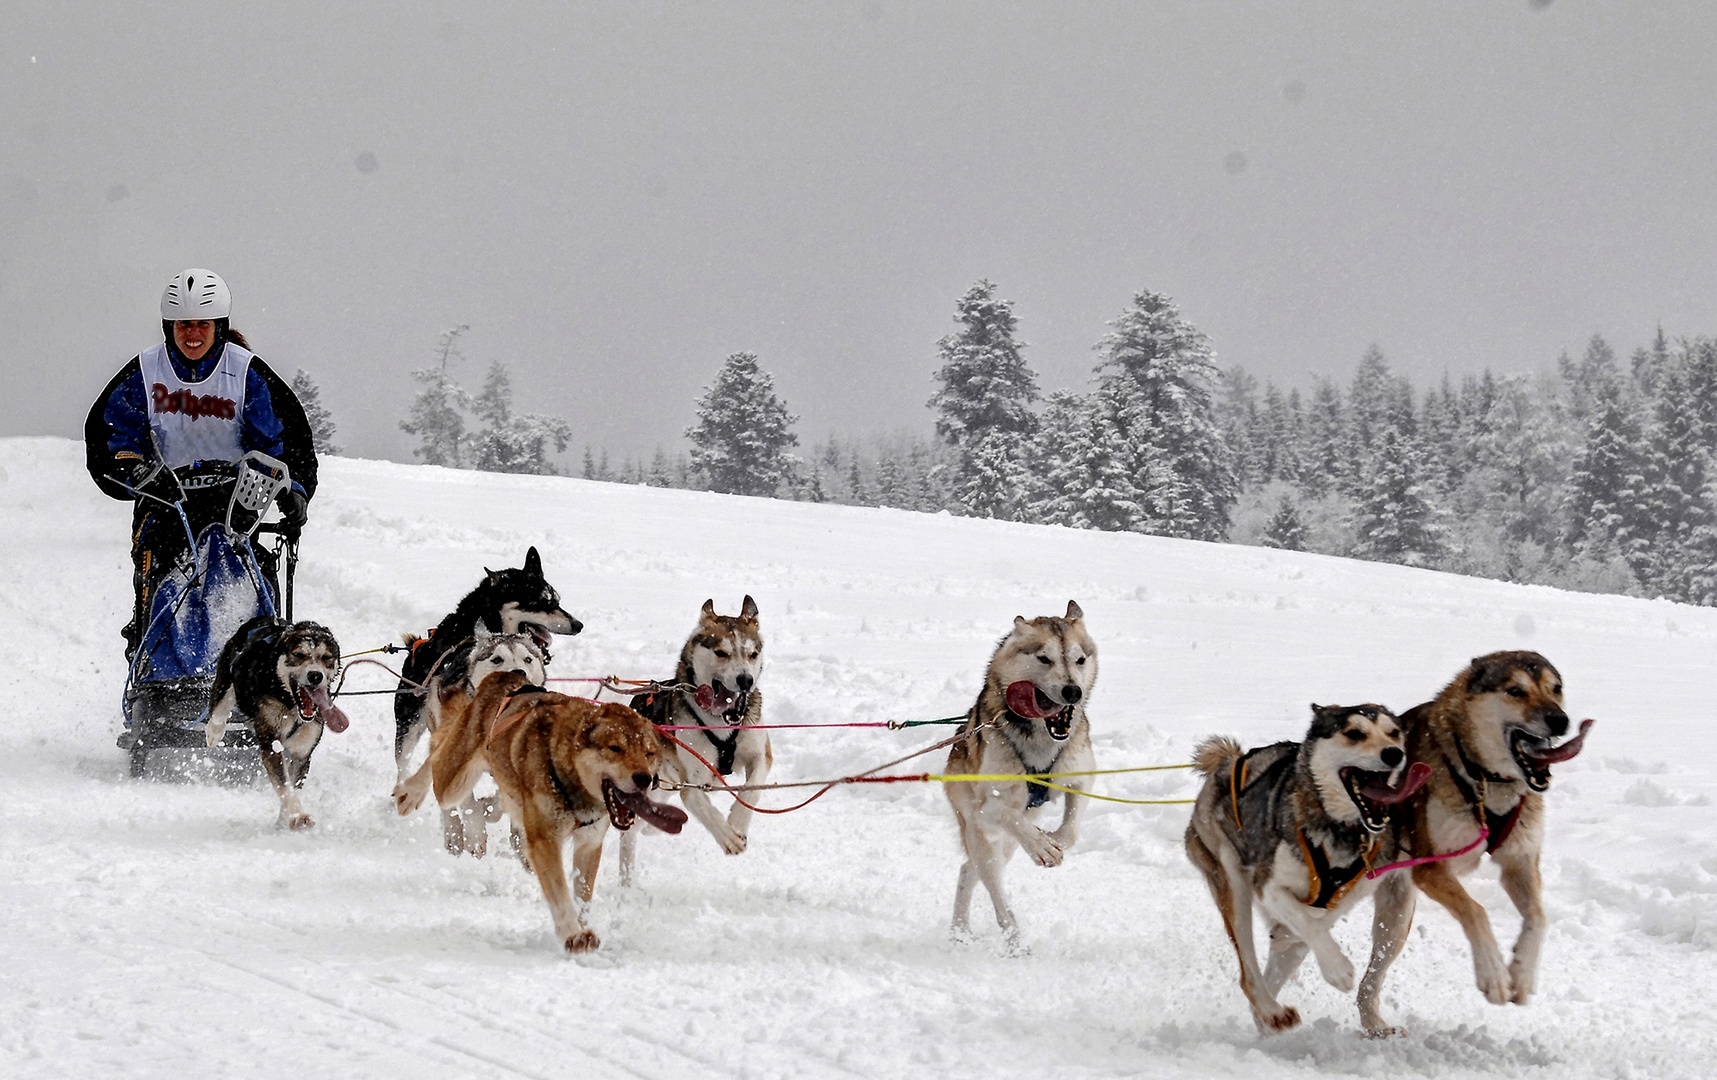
[276,490,309,535]
[124,460,182,503]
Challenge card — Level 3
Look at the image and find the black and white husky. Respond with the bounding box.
[393,546,580,781]
[206,616,349,830]
[622,597,769,878]
[1184,704,1429,1034]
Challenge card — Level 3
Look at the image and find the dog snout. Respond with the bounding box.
[1380,746,1404,769]
[304,670,323,687]
[631,771,652,792]
[735,672,754,693]
[1061,684,1082,705]
[567,616,584,636]
[1543,708,1569,738]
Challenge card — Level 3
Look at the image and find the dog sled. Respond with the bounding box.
[116,452,300,777]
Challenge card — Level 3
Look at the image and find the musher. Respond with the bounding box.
[84,268,320,662]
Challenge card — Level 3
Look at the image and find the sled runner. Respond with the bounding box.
[116,452,299,778]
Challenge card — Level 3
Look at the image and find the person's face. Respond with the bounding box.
[172,320,217,361]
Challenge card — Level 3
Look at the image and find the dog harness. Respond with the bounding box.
[1226,745,1381,910]
[681,687,742,775]
[1446,740,1527,854]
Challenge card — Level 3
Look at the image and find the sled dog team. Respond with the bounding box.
[201,546,1593,1036]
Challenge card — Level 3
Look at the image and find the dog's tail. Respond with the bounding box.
[402,632,423,651]
[1192,735,1244,776]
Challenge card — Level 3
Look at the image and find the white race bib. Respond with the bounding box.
[139,342,253,469]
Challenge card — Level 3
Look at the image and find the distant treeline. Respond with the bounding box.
[398,285,1717,607]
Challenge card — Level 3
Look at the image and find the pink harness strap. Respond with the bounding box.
[1365,826,1488,880]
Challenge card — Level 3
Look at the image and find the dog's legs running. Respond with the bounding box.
[618,828,638,887]
[1494,850,1545,1005]
[675,750,746,855]
[1045,780,1087,851]
[950,806,980,940]
[725,741,771,852]
[1187,824,1299,1032]
[1262,923,1309,997]
[393,758,434,816]
[1358,870,1416,1037]
[457,796,488,858]
[395,718,427,784]
[205,687,236,747]
[1413,860,1512,1004]
[962,820,1026,949]
[519,811,597,953]
[974,792,1063,868]
[258,737,312,831]
[1260,887,1353,992]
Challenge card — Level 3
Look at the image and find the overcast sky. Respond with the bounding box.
[5,1,1715,464]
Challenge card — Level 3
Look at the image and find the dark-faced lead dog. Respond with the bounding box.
[945,602,1096,951]
[206,616,350,830]
[1185,704,1428,1034]
[394,547,581,782]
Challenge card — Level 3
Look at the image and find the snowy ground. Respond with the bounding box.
[2,435,1714,1080]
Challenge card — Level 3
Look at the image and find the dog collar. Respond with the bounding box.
[1297,829,1380,909]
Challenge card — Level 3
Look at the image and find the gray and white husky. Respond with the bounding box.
[1184,704,1428,1034]
[944,601,1097,950]
[623,597,770,878]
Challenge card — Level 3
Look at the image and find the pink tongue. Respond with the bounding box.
[1356,762,1430,804]
[1005,681,1052,719]
[1523,718,1594,765]
[613,787,688,833]
[694,684,716,712]
[309,686,349,734]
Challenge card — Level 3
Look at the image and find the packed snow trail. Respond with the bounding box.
[2,436,1713,1080]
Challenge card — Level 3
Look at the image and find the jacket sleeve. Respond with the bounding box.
[84,358,149,501]
[244,357,319,500]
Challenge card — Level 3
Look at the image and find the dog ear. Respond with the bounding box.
[1014,615,1028,629]
[524,547,543,576]
[484,567,499,587]
[701,599,716,617]
[740,595,758,621]
[1065,600,1083,622]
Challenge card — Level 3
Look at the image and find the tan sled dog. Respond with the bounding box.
[945,601,1096,950]
[622,597,771,880]
[1185,705,1427,1034]
[431,671,687,952]
[392,631,546,855]
[1358,651,1593,1034]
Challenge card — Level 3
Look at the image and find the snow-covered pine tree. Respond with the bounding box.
[468,361,573,475]
[1039,385,1141,532]
[400,325,471,467]
[1215,367,1261,488]
[1301,376,1345,497]
[1261,493,1308,551]
[646,448,674,488]
[291,369,340,455]
[1342,345,1396,492]
[687,352,800,497]
[1094,290,1237,541]
[1352,428,1445,567]
[1560,334,1620,425]
[928,281,1040,519]
[1562,381,1651,564]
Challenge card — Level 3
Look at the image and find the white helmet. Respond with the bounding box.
[160,268,231,320]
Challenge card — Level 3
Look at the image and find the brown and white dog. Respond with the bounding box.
[1185,705,1428,1034]
[1358,651,1593,1035]
[623,597,771,877]
[430,670,687,952]
[392,631,546,855]
[945,601,1096,951]
[205,615,349,830]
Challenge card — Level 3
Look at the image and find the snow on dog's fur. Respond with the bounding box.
[623,596,770,879]
[1185,704,1423,1035]
[206,615,347,830]
[944,601,1095,952]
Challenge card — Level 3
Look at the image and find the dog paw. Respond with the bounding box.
[713,827,748,855]
[564,930,600,954]
[1255,1005,1301,1034]
[1507,960,1536,1005]
[478,795,503,823]
[1475,953,1513,1005]
[391,783,423,817]
[1000,933,1031,958]
[1023,829,1064,867]
[286,813,315,831]
[1317,951,1355,993]
[204,722,226,748]
[949,924,976,946]
[1362,1023,1408,1040]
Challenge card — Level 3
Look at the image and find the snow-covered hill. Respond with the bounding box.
[2,436,1712,1079]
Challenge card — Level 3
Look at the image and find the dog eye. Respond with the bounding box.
[1075,656,1086,665]
[1037,655,1052,665]
[1344,730,1365,742]
[1552,684,1563,695]
[607,744,624,754]
[714,649,729,659]
[1506,687,1527,699]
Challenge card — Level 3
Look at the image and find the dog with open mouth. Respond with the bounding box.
[429,669,688,953]
[1358,651,1593,1032]
[206,615,350,830]
[1185,704,1429,1034]
[943,601,1096,951]
[623,596,770,875]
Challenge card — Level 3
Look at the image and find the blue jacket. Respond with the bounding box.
[85,340,319,501]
